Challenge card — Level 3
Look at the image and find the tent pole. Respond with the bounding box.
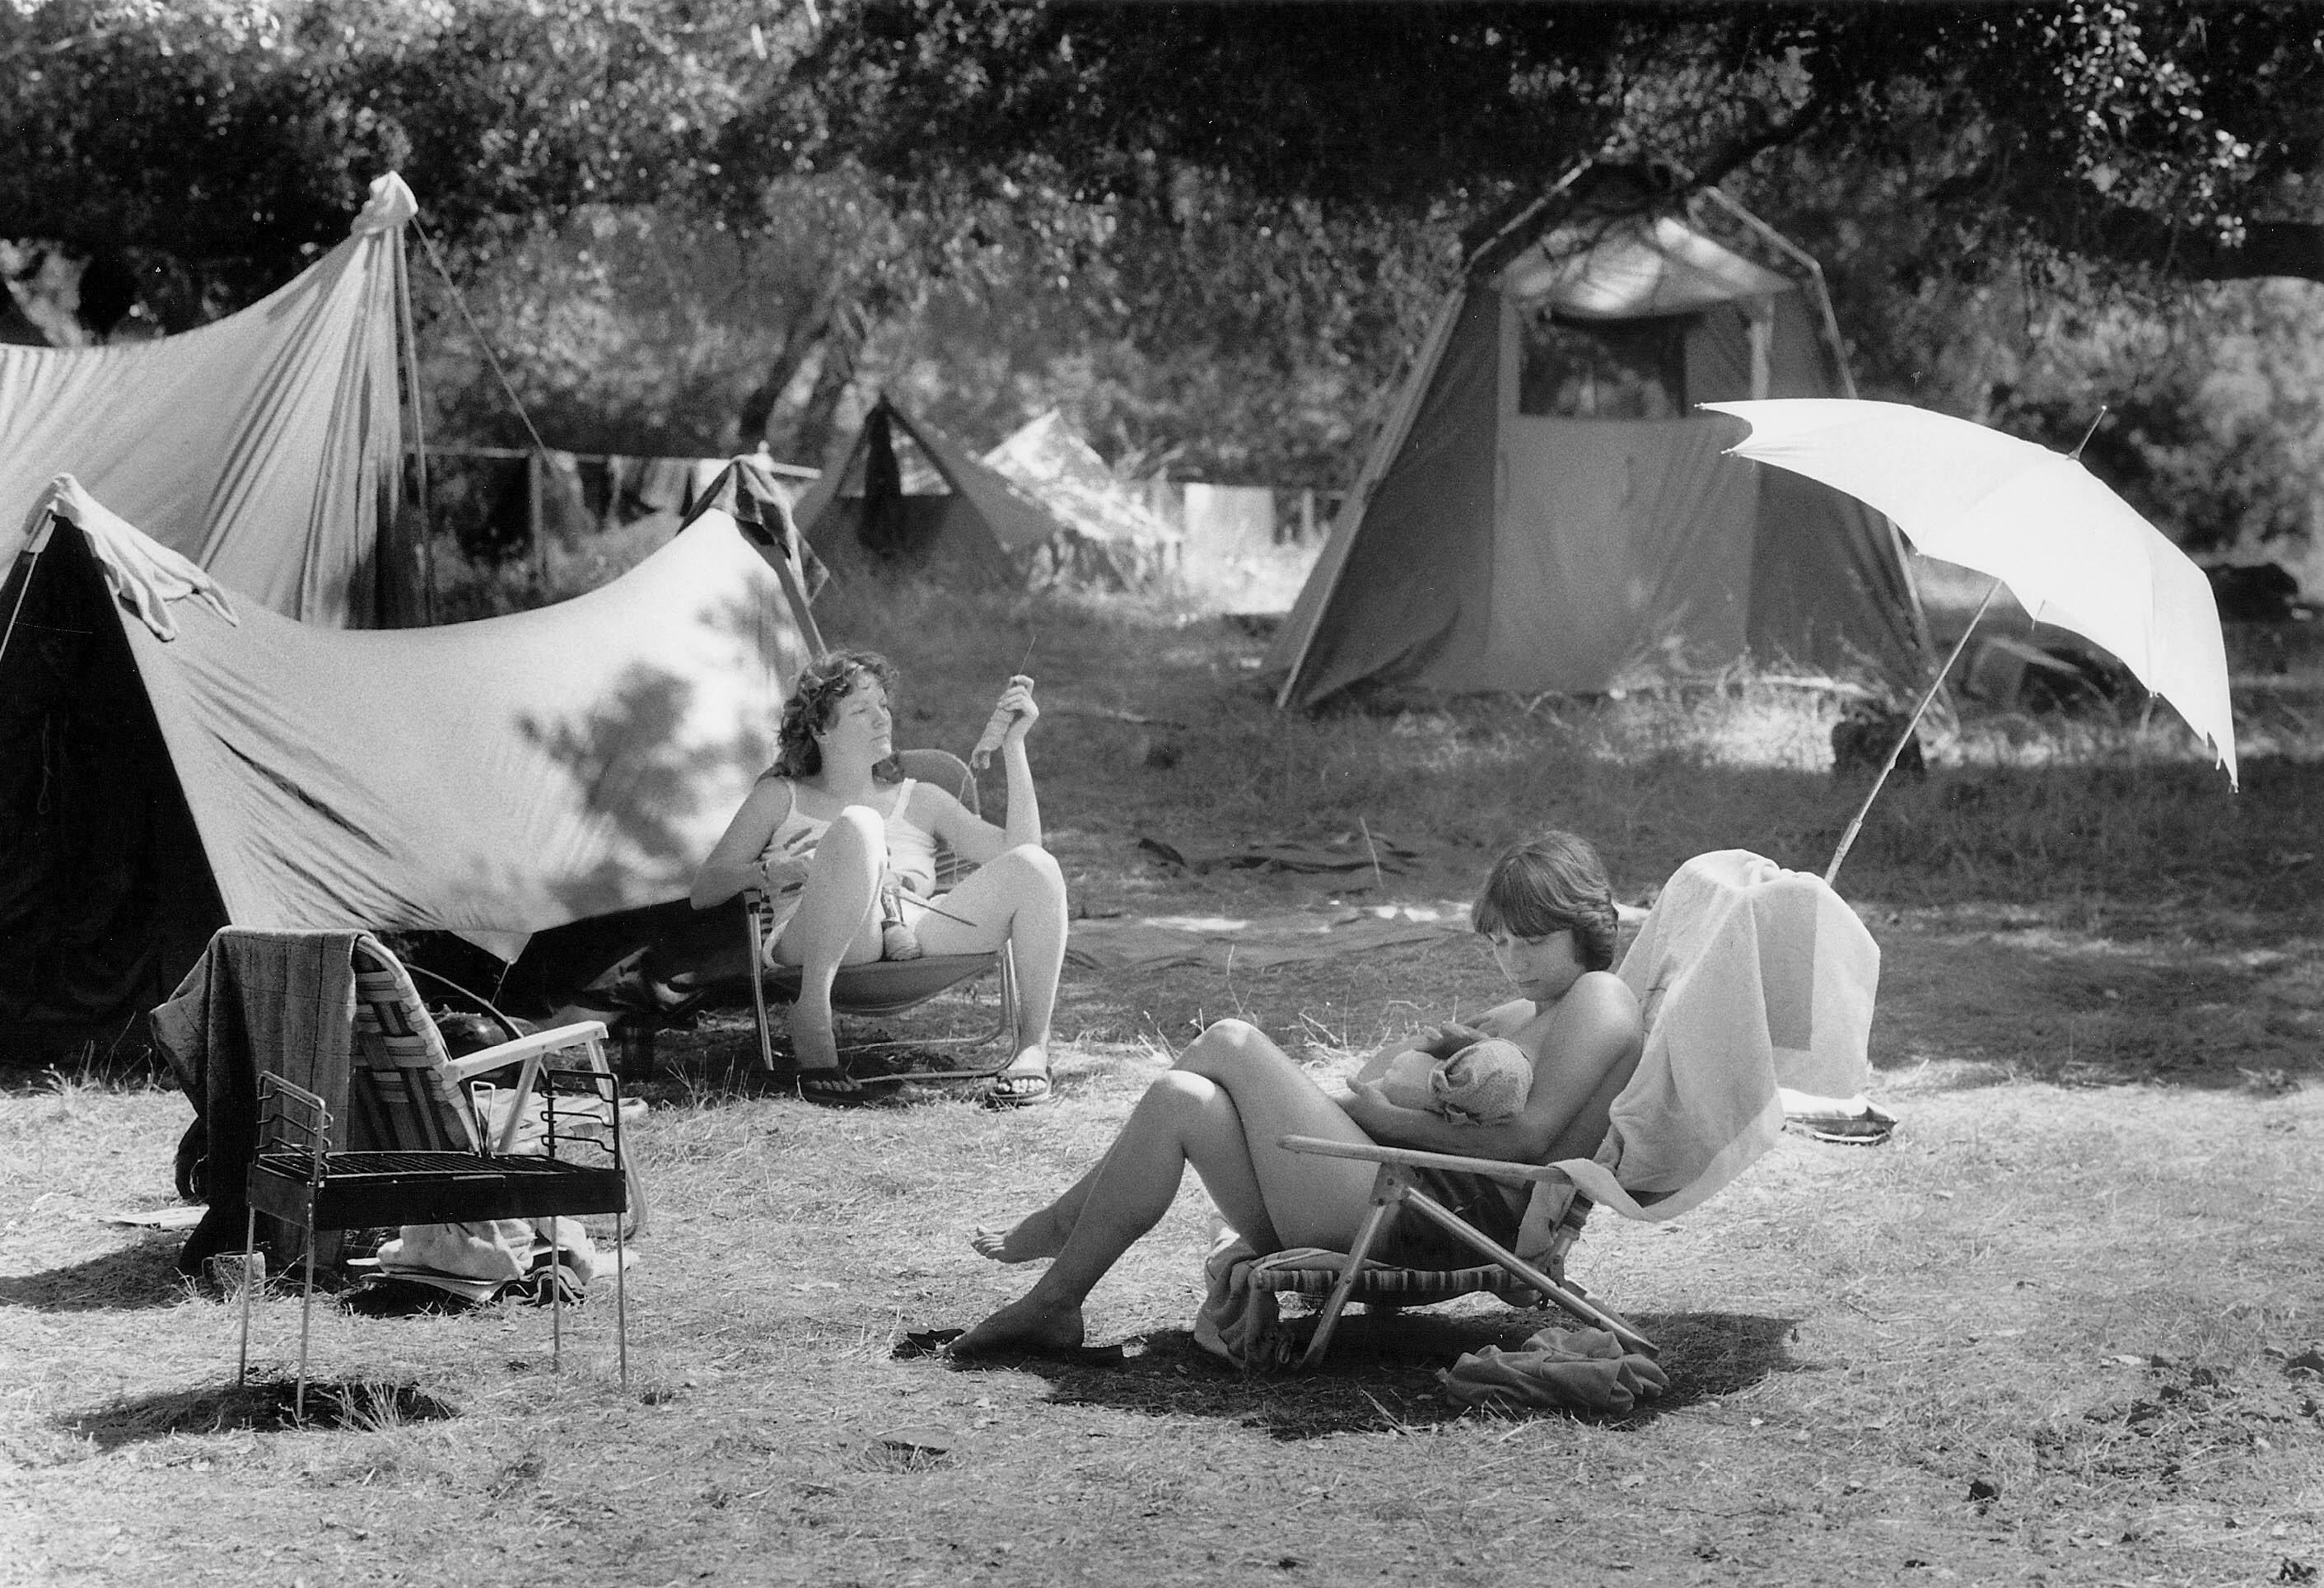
[0,544,40,666]
[393,229,437,624]
[1825,579,2000,887]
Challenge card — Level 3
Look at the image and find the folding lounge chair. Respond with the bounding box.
[221,930,637,1413]
[744,748,1020,1081]
[1267,849,1883,1369]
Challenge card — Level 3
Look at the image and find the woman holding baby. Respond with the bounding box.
[951,829,1641,1356]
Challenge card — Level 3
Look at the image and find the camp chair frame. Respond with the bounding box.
[1272,1136,1656,1369]
[348,935,648,1239]
[239,1040,630,1418]
[743,748,1021,1082]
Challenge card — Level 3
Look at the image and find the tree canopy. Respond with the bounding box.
[8,1,2324,554]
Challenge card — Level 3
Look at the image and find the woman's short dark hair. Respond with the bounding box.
[1472,829,1620,973]
[769,650,901,780]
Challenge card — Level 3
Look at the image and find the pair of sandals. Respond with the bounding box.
[792,1063,1051,1109]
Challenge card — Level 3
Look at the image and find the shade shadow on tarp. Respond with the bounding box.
[0,175,420,629]
[0,462,819,1032]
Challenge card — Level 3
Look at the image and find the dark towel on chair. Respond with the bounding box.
[150,930,362,1272]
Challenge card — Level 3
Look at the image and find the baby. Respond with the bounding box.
[1379,1035,1535,1125]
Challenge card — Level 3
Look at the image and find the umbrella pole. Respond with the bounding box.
[1826,579,2000,887]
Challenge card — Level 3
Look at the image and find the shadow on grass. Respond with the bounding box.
[60,1378,460,1450]
[1873,913,2324,1091]
[941,1306,1799,1439]
[0,1234,188,1312]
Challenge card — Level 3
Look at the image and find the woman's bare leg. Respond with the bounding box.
[912,843,1066,1083]
[953,1021,1382,1352]
[769,807,883,1072]
[973,1019,1376,1262]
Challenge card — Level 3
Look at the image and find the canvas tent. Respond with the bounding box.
[0,173,420,628]
[982,409,1176,586]
[0,464,820,1036]
[1269,185,1928,707]
[791,395,1098,586]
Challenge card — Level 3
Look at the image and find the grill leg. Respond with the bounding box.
[614,1210,629,1392]
[549,1220,562,1374]
[236,1204,258,1385]
[296,1214,316,1422]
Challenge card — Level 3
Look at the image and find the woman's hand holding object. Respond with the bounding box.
[970,674,1038,769]
[757,830,814,897]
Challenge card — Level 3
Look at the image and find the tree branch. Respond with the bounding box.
[1687,95,1831,193]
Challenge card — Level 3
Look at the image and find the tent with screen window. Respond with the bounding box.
[1269,175,1927,707]
[0,463,819,1042]
[0,174,421,628]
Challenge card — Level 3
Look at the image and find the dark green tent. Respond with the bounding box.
[791,395,1081,586]
[1270,185,1928,706]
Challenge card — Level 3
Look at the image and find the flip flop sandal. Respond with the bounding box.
[980,1069,1053,1109]
[796,1069,872,1105]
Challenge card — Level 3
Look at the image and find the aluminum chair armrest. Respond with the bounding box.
[439,1021,612,1085]
[441,1021,610,1154]
[1276,1134,1576,1189]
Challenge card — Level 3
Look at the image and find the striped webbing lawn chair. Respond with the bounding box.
[744,748,1020,1081]
[1260,1141,1645,1369]
[1267,848,1884,1370]
[348,934,647,1235]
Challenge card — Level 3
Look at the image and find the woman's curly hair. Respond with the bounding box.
[1471,829,1622,973]
[768,650,902,781]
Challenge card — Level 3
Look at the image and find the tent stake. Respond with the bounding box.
[1825,579,2000,887]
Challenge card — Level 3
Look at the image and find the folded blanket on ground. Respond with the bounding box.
[371,1216,601,1305]
[1438,1326,1668,1416]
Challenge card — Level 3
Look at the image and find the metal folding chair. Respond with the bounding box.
[744,748,1020,1082]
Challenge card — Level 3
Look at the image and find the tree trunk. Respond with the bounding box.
[735,277,847,451]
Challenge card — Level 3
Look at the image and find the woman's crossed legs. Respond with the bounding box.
[951,1020,1378,1354]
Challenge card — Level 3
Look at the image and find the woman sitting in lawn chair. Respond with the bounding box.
[691,649,1068,1106]
[951,829,1643,1356]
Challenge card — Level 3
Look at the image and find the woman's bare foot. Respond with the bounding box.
[945,1292,1086,1357]
[969,1206,1071,1264]
[787,999,840,1073]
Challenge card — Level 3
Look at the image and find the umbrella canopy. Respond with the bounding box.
[1703,398,2237,787]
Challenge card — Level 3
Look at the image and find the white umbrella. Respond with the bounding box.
[1702,399,2238,878]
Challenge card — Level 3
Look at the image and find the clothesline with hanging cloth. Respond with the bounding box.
[413,444,816,479]
[401,217,819,581]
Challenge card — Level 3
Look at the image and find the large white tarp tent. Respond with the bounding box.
[1269,184,1928,706]
[0,464,819,1031]
[0,174,419,628]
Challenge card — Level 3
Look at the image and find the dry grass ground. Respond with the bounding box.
[3,576,2320,1586]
